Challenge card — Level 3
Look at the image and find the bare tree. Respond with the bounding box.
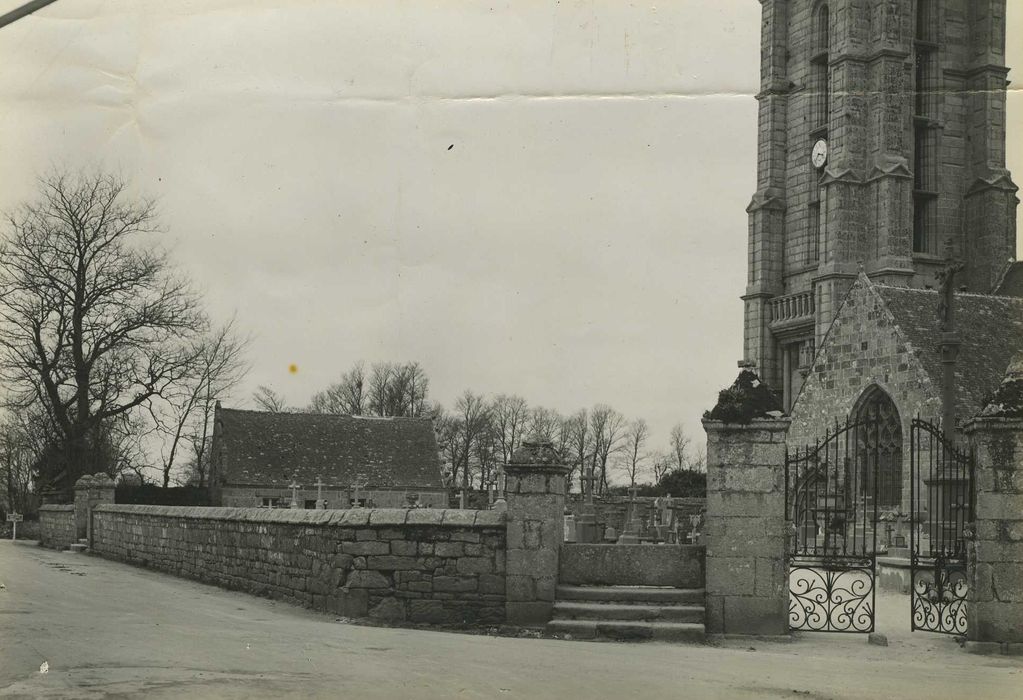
[150,321,249,487]
[361,361,430,417]
[564,409,591,493]
[527,406,562,444]
[432,406,464,491]
[400,362,430,418]
[309,361,366,415]
[490,394,529,465]
[688,445,707,473]
[0,171,207,491]
[253,385,288,413]
[650,450,673,484]
[670,423,692,471]
[0,410,44,515]
[454,391,491,501]
[590,404,625,495]
[473,416,500,491]
[620,418,650,488]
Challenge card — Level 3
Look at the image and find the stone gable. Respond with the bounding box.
[788,275,941,450]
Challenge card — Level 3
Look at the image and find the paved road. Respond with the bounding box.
[1,541,1021,699]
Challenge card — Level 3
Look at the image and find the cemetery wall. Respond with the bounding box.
[38,504,76,550]
[559,544,705,587]
[90,505,507,625]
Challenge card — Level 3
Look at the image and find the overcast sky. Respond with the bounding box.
[1,0,1020,457]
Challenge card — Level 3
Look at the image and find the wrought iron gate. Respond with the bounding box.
[910,418,973,636]
[785,418,880,633]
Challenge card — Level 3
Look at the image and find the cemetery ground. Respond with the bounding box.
[1,541,1020,699]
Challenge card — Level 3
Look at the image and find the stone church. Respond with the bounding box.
[744,0,1018,410]
[741,1,1020,514]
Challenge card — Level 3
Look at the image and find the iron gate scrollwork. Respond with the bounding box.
[910,418,973,636]
[785,417,880,633]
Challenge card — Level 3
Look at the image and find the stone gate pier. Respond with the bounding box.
[963,359,1023,654]
[503,441,571,625]
[702,367,790,637]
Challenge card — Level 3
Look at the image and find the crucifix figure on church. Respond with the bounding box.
[936,240,965,434]
[936,241,966,333]
[287,476,301,509]
[313,476,326,509]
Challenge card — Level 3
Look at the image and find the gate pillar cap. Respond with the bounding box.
[975,353,1023,419]
[704,368,786,425]
[507,441,569,475]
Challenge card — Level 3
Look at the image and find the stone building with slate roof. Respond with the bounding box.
[209,406,447,509]
[788,272,1023,516]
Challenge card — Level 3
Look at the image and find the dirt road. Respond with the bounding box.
[1,541,1020,699]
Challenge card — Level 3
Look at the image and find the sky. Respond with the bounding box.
[0,0,1020,460]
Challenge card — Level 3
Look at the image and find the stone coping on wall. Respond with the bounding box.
[91,504,505,528]
[38,504,75,512]
[964,416,1023,431]
[702,418,792,432]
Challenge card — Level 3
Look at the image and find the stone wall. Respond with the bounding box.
[38,504,76,550]
[91,505,506,625]
[559,544,705,588]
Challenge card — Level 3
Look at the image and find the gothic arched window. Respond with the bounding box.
[854,387,903,508]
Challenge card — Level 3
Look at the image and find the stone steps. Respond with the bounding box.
[553,600,704,623]
[546,619,706,642]
[69,538,89,554]
[547,586,706,643]
[555,585,704,604]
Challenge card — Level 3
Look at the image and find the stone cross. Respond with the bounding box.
[580,468,598,505]
[351,480,367,508]
[288,477,301,509]
[624,486,641,534]
[936,240,966,432]
[314,477,326,509]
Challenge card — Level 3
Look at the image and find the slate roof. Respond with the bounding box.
[873,285,1023,420]
[993,261,1023,298]
[215,408,444,489]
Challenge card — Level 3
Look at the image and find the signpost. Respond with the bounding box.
[7,512,23,540]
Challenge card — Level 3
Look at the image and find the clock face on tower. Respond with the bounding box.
[811,138,828,169]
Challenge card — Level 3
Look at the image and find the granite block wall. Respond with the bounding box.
[91,505,506,626]
[38,504,76,550]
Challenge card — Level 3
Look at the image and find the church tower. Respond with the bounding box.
[743,0,1018,408]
